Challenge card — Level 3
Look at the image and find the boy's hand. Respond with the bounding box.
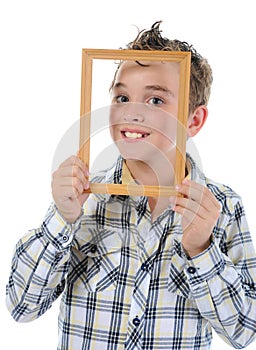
[52,155,90,224]
[170,179,221,258]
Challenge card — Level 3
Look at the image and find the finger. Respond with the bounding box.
[171,202,201,233]
[173,203,199,225]
[56,176,85,196]
[172,196,208,220]
[186,180,220,209]
[54,165,89,187]
[176,180,221,212]
[61,185,80,201]
[59,155,89,176]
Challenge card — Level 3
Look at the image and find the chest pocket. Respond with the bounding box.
[70,229,122,293]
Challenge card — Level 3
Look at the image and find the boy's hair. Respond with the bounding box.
[112,21,213,115]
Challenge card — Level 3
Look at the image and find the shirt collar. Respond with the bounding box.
[186,153,206,186]
[99,153,206,202]
[119,153,206,185]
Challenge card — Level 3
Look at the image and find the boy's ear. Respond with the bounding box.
[187,105,208,137]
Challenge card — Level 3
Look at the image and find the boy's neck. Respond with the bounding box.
[125,158,175,187]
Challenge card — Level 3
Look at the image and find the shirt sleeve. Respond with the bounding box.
[5,203,81,323]
[182,194,256,348]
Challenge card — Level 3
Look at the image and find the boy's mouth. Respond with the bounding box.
[121,129,150,140]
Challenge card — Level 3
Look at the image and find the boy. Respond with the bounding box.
[6,21,256,349]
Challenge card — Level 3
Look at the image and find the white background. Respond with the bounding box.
[1,0,256,349]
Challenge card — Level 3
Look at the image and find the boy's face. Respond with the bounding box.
[109,60,180,164]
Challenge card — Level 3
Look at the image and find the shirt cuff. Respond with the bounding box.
[183,240,226,288]
[41,203,81,250]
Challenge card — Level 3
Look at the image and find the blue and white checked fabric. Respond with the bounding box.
[6,155,256,349]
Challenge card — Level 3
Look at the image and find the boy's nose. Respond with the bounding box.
[122,103,145,123]
[124,113,145,123]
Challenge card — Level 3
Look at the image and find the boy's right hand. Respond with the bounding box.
[52,155,90,223]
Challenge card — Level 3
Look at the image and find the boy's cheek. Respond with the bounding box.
[109,125,114,139]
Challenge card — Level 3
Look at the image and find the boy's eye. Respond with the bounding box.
[116,95,129,103]
[148,97,164,105]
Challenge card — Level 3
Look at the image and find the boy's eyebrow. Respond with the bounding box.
[113,82,175,97]
[112,82,126,90]
[145,85,175,97]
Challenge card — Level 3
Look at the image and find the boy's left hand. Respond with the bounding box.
[170,179,221,258]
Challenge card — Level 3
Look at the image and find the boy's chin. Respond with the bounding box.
[122,155,148,163]
[119,148,173,162]
[121,153,165,165]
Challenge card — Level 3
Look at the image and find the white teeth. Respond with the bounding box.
[124,132,144,139]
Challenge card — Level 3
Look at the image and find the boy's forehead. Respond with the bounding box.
[115,60,180,80]
[119,60,179,69]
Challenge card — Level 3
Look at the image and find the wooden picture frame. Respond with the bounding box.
[79,49,191,197]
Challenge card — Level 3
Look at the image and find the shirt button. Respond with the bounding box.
[90,245,97,253]
[187,266,197,274]
[170,248,176,256]
[141,263,147,271]
[132,317,141,327]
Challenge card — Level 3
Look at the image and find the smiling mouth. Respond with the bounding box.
[121,130,150,140]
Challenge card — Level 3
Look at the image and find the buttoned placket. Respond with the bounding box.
[125,197,173,348]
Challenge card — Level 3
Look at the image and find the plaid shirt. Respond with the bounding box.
[6,155,256,349]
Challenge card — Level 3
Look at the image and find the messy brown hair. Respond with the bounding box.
[111,21,213,115]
